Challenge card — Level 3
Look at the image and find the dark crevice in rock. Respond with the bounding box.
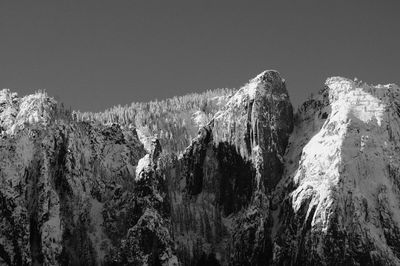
[58,222,96,266]
[182,126,213,196]
[0,192,23,265]
[245,99,254,155]
[25,161,44,266]
[54,131,72,198]
[52,129,96,265]
[216,142,255,215]
[29,216,44,266]
[196,252,221,266]
[261,151,285,192]
[0,244,11,266]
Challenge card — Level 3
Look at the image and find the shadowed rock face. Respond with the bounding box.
[108,138,178,266]
[213,71,293,192]
[165,70,294,266]
[2,72,400,266]
[0,118,151,265]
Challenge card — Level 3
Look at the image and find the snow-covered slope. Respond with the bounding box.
[1,72,400,265]
[273,77,400,265]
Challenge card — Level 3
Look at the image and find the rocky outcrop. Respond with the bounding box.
[0,90,151,265]
[0,118,150,265]
[0,89,57,136]
[2,72,400,266]
[272,78,400,265]
[107,139,178,266]
[165,73,400,265]
[105,138,178,265]
[165,70,294,265]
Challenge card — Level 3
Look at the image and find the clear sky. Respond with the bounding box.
[0,1,399,111]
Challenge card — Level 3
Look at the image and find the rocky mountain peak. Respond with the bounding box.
[274,75,400,265]
[249,69,288,95]
[1,72,400,265]
[222,70,288,111]
[0,89,58,135]
[212,70,293,193]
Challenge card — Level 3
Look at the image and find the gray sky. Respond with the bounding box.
[0,1,399,111]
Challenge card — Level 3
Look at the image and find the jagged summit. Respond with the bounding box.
[274,75,400,265]
[251,69,281,84]
[1,72,400,265]
[326,76,400,95]
[0,89,58,135]
[214,70,293,159]
[226,70,288,107]
[323,76,400,127]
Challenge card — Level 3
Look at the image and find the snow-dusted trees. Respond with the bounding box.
[74,88,235,153]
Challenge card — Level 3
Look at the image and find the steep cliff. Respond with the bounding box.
[0,90,177,265]
[164,72,400,265]
[165,70,293,265]
[272,78,400,265]
[1,71,400,266]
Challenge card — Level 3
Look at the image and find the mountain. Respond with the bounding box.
[274,77,400,265]
[0,71,399,265]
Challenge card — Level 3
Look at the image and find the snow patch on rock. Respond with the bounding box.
[275,76,400,264]
[135,154,151,181]
[0,89,57,135]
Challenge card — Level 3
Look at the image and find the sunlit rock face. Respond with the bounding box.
[213,70,294,192]
[0,89,57,136]
[165,70,294,265]
[2,72,400,266]
[273,78,400,265]
[0,91,149,265]
[165,73,400,265]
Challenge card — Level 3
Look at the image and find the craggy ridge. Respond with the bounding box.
[1,71,400,265]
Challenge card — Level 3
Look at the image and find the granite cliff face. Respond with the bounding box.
[0,90,176,265]
[165,70,293,265]
[273,77,400,265]
[1,71,400,265]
